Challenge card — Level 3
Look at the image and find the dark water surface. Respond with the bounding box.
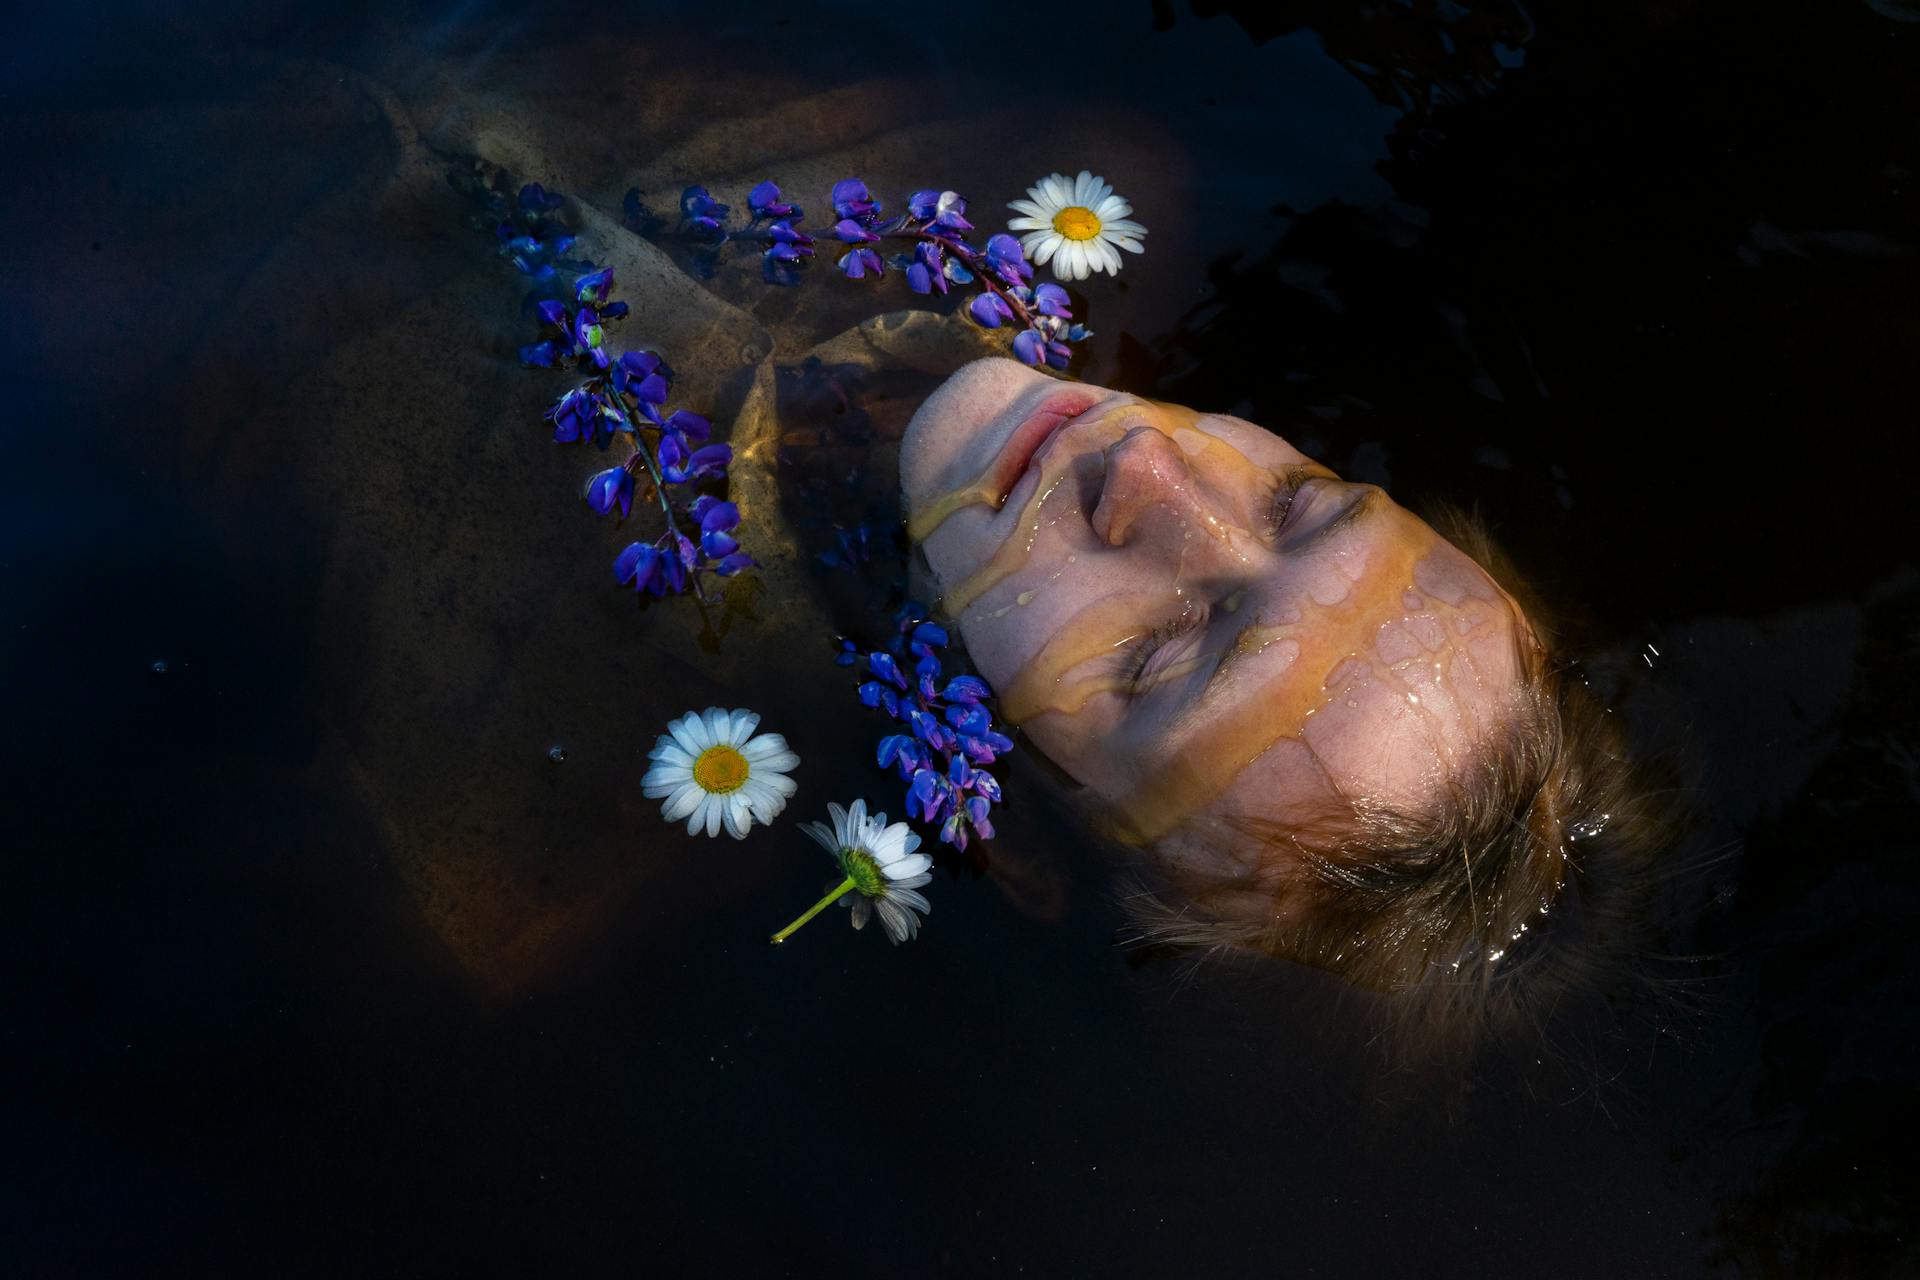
[7,2,1918,1275]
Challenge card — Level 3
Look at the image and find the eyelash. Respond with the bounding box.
[1118,612,1204,691]
[1268,466,1315,538]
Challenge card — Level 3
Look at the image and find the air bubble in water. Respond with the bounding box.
[151,660,169,674]
[547,745,567,763]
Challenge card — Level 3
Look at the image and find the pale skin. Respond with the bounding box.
[901,358,1538,898]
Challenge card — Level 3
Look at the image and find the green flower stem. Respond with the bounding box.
[770,876,857,944]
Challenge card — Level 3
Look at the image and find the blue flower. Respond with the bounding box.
[832,218,881,244]
[614,542,662,593]
[585,465,635,518]
[831,178,879,222]
[575,267,614,304]
[659,436,732,484]
[548,387,602,444]
[680,185,729,223]
[1031,283,1071,317]
[968,293,1014,329]
[747,179,798,220]
[984,233,1033,286]
[906,242,949,296]
[838,246,886,279]
[664,409,711,441]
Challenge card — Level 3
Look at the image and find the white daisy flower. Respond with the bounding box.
[769,799,934,945]
[1007,169,1149,283]
[641,707,799,839]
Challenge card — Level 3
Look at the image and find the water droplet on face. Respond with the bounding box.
[547,745,568,763]
[1016,590,1036,605]
[150,660,168,674]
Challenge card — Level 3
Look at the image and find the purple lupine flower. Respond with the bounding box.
[1012,329,1047,367]
[519,339,563,366]
[984,234,1033,285]
[658,436,733,484]
[663,409,711,441]
[868,651,906,690]
[838,246,886,279]
[1031,283,1071,318]
[831,178,879,222]
[585,466,635,519]
[747,180,797,220]
[536,299,569,328]
[906,242,949,295]
[549,387,601,443]
[614,542,661,592]
[926,190,971,234]
[964,795,995,840]
[575,267,614,304]
[680,186,729,222]
[906,189,940,220]
[942,674,988,703]
[832,218,880,244]
[713,552,756,576]
[968,293,1014,329]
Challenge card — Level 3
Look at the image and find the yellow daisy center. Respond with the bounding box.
[1051,205,1103,241]
[692,744,750,793]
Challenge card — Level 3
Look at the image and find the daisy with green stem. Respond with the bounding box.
[771,800,933,945]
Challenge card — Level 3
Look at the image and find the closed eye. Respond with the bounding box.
[1116,608,1208,694]
[1267,465,1318,539]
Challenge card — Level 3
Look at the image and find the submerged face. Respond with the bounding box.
[902,358,1537,887]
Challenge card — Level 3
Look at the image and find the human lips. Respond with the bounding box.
[983,387,1108,508]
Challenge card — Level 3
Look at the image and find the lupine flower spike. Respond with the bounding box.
[840,601,1012,851]
[489,183,756,601]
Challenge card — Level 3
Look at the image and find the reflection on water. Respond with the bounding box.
[7,0,1919,1273]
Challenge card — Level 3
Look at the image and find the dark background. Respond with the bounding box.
[5,1,1917,1275]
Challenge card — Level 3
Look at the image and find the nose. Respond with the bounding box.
[1090,425,1216,546]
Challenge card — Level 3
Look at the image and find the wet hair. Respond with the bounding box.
[1121,503,1689,1056]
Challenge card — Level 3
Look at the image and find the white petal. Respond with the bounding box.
[661,781,704,821]
[762,772,798,799]
[747,748,799,774]
[869,825,908,864]
[648,741,695,768]
[1095,195,1130,220]
[703,794,726,838]
[740,733,789,761]
[884,851,932,881]
[849,896,872,930]
[888,871,933,890]
[1101,218,1148,238]
[702,707,732,745]
[1032,232,1063,266]
[888,885,930,915]
[802,821,837,854]
[1008,198,1048,218]
[1042,173,1071,206]
[743,780,786,824]
[1112,236,1145,254]
[875,898,907,943]
[847,798,868,832]
[685,795,712,835]
[724,793,752,839]
[1073,170,1095,204]
[667,714,707,756]
[727,708,761,745]
[1094,239,1121,274]
[1006,216,1048,231]
[640,763,693,796]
